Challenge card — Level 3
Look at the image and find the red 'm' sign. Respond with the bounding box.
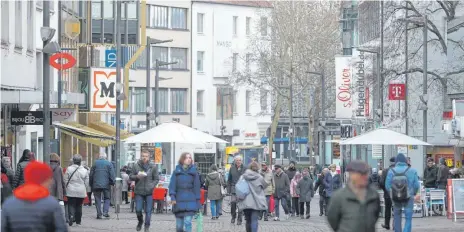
[388,83,406,100]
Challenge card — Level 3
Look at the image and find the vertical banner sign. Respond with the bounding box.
[90,68,120,112]
[352,50,371,118]
[335,56,353,118]
[154,147,162,164]
[389,83,406,100]
[105,50,117,68]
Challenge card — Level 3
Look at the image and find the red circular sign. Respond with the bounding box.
[49,53,76,70]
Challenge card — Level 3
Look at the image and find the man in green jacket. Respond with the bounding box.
[327,160,380,232]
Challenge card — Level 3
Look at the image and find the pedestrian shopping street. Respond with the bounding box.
[69,196,462,232]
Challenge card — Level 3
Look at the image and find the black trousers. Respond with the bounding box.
[286,197,293,214]
[384,197,392,226]
[292,197,300,215]
[68,197,84,224]
[299,202,310,216]
[231,201,243,220]
[122,191,128,203]
[319,196,326,214]
[86,192,92,206]
[324,197,331,214]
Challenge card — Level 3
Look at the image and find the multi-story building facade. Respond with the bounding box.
[1,0,84,164]
[191,1,272,147]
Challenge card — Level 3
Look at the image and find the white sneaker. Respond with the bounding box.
[285,214,290,220]
[274,217,280,221]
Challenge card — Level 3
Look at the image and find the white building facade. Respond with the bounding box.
[191,1,272,146]
[1,1,83,164]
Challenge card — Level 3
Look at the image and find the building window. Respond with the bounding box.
[1,1,9,44]
[171,88,187,113]
[233,16,238,36]
[233,90,238,113]
[260,89,268,111]
[27,1,33,51]
[156,88,169,113]
[122,2,137,19]
[133,88,147,113]
[152,46,169,67]
[260,17,268,36]
[171,48,188,70]
[103,1,113,19]
[171,7,187,30]
[197,90,204,113]
[91,1,102,19]
[245,90,251,113]
[197,13,204,34]
[246,17,251,35]
[15,1,22,48]
[149,5,168,28]
[232,53,238,72]
[246,53,251,70]
[197,51,204,72]
[260,53,268,73]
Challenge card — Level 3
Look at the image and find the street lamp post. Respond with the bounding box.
[145,37,173,129]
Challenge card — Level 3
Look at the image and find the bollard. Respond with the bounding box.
[114,178,123,218]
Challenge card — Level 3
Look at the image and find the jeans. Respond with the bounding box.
[393,198,414,232]
[274,197,289,218]
[292,197,300,215]
[135,194,153,226]
[218,199,223,215]
[210,200,221,217]
[93,189,111,216]
[324,197,331,215]
[244,209,260,232]
[299,202,310,216]
[175,215,193,232]
[67,197,84,224]
[286,197,293,214]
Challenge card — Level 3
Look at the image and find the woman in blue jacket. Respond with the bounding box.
[169,152,201,232]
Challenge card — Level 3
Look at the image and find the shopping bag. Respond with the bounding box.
[269,195,275,213]
[196,211,203,232]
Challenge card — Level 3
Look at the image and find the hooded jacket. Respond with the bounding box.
[237,169,268,211]
[1,184,68,232]
[129,160,159,196]
[423,164,438,188]
[385,154,420,200]
[324,171,342,197]
[290,172,302,198]
[169,164,201,217]
[436,158,449,189]
[259,168,275,196]
[285,165,297,180]
[368,168,380,190]
[205,167,224,200]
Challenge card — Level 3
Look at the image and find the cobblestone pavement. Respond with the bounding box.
[70,196,463,232]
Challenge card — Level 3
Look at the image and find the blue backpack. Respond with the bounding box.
[235,177,250,201]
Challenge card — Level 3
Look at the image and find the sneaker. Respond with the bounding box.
[103,213,110,218]
[319,213,323,216]
[285,214,290,220]
[300,215,305,219]
[273,217,280,221]
[264,216,269,221]
[306,215,310,219]
[144,225,150,232]
[68,216,74,226]
[136,222,143,231]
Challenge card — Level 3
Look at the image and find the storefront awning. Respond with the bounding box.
[53,122,115,147]
[88,121,134,140]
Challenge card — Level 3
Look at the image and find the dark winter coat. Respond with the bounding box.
[12,158,30,189]
[380,165,394,199]
[1,173,12,205]
[169,164,201,217]
[285,167,297,180]
[49,161,65,201]
[296,176,314,202]
[436,158,449,189]
[324,172,342,197]
[423,165,438,188]
[273,171,290,199]
[89,158,115,190]
[1,184,68,232]
[314,174,326,196]
[327,185,381,232]
[129,160,159,196]
[205,171,224,200]
[227,164,245,194]
[368,173,381,190]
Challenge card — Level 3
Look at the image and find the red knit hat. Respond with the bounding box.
[24,161,53,184]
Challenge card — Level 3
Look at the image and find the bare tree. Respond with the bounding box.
[229,0,340,160]
[381,1,464,129]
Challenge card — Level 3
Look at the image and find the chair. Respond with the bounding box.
[152,187,168,214]
[429,189,446,216]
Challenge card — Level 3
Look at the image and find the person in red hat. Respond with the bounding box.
[1,161,68,232]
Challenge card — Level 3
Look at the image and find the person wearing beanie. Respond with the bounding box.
[379,157,396,230]
[1,161,68,232]
[385,153,420,232]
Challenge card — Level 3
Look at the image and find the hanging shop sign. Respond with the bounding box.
[49,53,77,70]
[10,111,51,126]
[351,50,372,119]
[388,83,406,100]
[90,68,118,112]
[335,56,354,119]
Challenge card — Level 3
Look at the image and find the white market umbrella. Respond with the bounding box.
[123,122,229,144]
[339,127,432,146]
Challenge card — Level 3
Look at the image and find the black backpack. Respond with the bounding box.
[390,167,410,203]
